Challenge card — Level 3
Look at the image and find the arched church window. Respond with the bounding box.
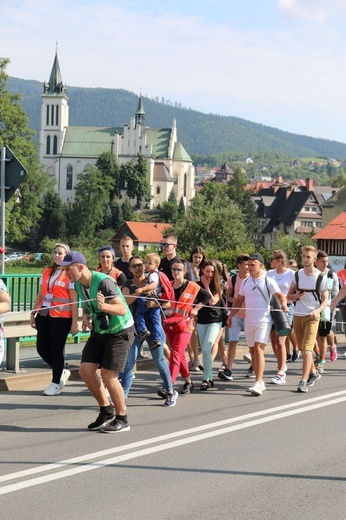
[51,105,54,126]
[46,135,51,155]
[66,165,73,190]
[53,135,58,155]
[184,173,187,197]
[156,186,161,195]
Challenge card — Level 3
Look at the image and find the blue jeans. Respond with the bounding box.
[136,297,162,342]
[121,329,172,399]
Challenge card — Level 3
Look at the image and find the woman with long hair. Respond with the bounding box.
[267,249,297,384]
[30,243,79,395]
[121,256,176,406]
[97,246,126,287]
[164,258,210,395]
[187,246,206,371]
[196,260,226,390]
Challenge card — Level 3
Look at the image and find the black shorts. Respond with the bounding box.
[318,321,332,337]
[81,325,135,372]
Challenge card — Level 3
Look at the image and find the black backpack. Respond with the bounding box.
[294,271,324,304]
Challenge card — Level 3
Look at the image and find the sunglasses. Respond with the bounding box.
[161,243,175,247]
[171,267,183,272]
[130,263,144,269]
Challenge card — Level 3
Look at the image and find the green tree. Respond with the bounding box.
[121,196,133,221]
[38,191,67,240]
[70,164,114,240]
[159,201,178,222]
[178,196,185,217]
[0,57,53,243]
[96,151,122,198]
[124,153,151,208]
[168,188,177,204]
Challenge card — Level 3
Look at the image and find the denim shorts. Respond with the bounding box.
[228,315,245,342]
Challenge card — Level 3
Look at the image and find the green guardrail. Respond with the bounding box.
[0,273,83,344]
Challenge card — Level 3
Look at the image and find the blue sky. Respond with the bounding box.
[1,0,346,145]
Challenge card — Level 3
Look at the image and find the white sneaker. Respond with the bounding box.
[271,373,286,385]
[43,382,62,396]
[60,369,71,388]
[249,381,266,396]
[243,353,252,363]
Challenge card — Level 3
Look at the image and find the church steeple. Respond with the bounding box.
[43,52,66,95]
[135,93,146,126]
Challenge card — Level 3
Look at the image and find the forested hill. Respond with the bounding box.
[8,76,346,158]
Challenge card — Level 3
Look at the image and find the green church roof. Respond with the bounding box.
[62,126,121,157]
[144,128,171,158]
[173,141,192,161]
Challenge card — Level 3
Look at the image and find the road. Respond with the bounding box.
[1,354,345,520]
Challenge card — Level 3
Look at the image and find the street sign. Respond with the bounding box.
[0,145,28,202]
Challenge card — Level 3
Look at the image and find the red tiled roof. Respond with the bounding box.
[112,221,172,242]
[313,212,346,239]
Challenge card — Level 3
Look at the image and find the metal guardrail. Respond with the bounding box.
[0,274,41,312]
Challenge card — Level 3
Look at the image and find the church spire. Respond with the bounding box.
[135,93,145,126]
[43,52,66,95]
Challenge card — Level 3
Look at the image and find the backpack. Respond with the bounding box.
[158,271,175,301]
[227,273,238,302]
[294,271,324,304]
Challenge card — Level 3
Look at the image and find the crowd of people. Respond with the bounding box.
[1,235,343,433]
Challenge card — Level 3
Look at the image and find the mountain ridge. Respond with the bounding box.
[8,76,346,158]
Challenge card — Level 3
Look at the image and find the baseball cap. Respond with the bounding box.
[58,251,87,266]
[247,253,265,264]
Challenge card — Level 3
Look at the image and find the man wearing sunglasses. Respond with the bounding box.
[159,235,191,281]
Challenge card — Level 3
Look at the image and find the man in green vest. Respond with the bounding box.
[59,251,134,433]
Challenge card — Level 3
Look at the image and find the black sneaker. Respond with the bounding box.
[101,418,130,433]
[291,350,300,362]
[180,381,194,394]
[286,354,292,362]
[218,368,233,381]
[87,411,115,431]
[307,371,321,386]
[138,329,151,345]
[157,386,167,399]
[149,340,161,351]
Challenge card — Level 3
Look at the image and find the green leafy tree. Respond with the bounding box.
[178,196,185,217]
[38,191,68,240]
[96,151,122,198]
[124,153,151,208]
[70,164,114,240]
[0,57,53,243]
[159,201,179,223]
[168,188,177,204]
[121,196,133,221]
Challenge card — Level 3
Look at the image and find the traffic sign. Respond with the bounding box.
[0,145,28,202]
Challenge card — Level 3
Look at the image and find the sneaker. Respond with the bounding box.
[330,345,338,362]
[218,368,233,381]
[316,360,325,374]
[60,369,71,388]
[297,380,308,393]
[249,381,265,396]
[138,329,151,345]
[149,340,161,351]
[243,352,252,363]
[180,381,194,394]
[271,373,286,385]
[286,354,292,362]
[87,410,115,431]
[43,382,62,396]
[101,418,130,433]
[291,350,300,362]
[246,367,255,379]
[157,386,167,399]
[164,390,178,407]
[307,371,321,387]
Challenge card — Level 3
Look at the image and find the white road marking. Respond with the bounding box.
[0,390,346,495]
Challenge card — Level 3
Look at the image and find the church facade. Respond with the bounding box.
[39,53,195,208]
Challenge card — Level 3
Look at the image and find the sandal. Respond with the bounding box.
[200,379,214,391]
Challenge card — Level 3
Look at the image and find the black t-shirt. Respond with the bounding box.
[114,258,131,280]
[195,281,225,324]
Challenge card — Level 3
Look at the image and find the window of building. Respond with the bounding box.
[66,165,73,190]
[53,135,58,155]
[156,186,161,195]
[46,105,50,126]
[51,105,54,126]
[55,105,59,126]
[183,173,187,197]
[46,135,51,155]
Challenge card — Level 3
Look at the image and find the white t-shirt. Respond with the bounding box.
[294,268,328,316]
[147,270,162,297]
[239,273,280,324]
[267,268,295,296]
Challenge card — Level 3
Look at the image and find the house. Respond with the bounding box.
[110,221,172,256]
[320,185,346,228]
[39,53,195,208]
[313,212,346,272]
[213,163,233,183]
[253,177,337,248]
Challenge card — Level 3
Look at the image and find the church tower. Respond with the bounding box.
[39,52,69,175]
[135,93,146,127]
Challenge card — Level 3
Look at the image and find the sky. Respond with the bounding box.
[1,0,346,144]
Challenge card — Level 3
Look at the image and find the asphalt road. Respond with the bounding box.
[1,354,345,520]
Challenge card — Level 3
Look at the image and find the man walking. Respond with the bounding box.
[60,251,134,432]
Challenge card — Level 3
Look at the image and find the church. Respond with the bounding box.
[39,53,195,208]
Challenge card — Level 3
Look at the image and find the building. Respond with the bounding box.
[313,212,346,272]
[110,221,172,256]
[39,53,195,208]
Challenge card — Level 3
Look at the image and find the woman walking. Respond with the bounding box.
[30,243,79,395]
[97,246,126,287]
